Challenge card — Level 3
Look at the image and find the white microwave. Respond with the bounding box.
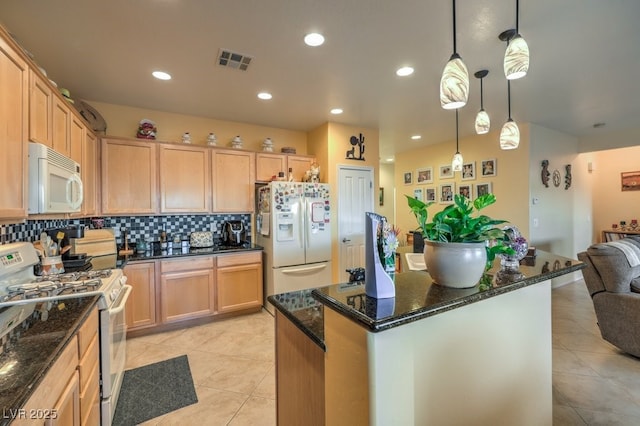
[28,142,83,214]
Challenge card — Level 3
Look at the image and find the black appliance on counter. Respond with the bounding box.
[222,221,245,246]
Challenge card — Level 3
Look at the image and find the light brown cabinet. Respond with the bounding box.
[82,129,98,216]
[211,148,255,212]
[216,251,263,314]
[124,261,157,331]
[159,143,211,213]
[28,69,53,147]
[77,307,100,426]
[101,137,157,214]
[160,256,216,324]
[255,152,316,182]
[0,34,29,219]
[16,335,80,426]
[52,96,71,156]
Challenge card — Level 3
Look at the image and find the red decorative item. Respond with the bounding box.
[136,119,157,140]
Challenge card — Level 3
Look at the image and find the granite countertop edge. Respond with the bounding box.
[120,244,263,266]
[313,262,586,333]
[267,297,326,351]
[0,296,100,423]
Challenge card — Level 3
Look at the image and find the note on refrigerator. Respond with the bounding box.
[260,213,270,236]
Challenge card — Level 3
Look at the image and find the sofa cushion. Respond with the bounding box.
[587,238,640,293]
[631,277,640,294]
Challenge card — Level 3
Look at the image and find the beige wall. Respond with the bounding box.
[377,163,395,222]
[589,145,640,241]
[87,100,308,153]
[395,124,530,242]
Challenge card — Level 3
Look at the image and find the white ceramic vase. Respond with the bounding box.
[424,240,486,288]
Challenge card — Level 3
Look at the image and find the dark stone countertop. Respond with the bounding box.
[0,296,99,425]
[269,250,584,348]
[118,243,263,267]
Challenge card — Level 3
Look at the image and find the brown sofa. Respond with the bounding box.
[577,236,640,358]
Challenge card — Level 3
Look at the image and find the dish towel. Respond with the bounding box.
[606,240,640,267]
[260,213,270,236]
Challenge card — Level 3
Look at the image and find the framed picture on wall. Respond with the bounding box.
[425,187,436,202]
[481,158,497,177]
[475,182,492,198]
[621,171,640,191]
[458,183,473,200]
[379,187,384,206]
[439,183,456,204]
[416,167,434,184]
[404,171,413,185]
[439,164,454,179]
[413,188,423,201]
[462,162,476,181]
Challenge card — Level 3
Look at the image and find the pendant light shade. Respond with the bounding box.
[500,119,520,150]
[452,109,464,171]
[474,70,490,134]
[440,0,469,109]
[503,0,529,80]
[500,81,520,150]
[504,34,529,80]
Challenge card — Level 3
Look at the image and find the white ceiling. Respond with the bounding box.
[2,0,639,161]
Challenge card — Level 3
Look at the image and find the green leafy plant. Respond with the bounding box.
[406,193,515,267]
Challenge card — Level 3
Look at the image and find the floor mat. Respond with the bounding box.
[113,355,198,425]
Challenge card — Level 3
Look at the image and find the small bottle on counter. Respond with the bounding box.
[288,167,294,182]
[160,226,167,249]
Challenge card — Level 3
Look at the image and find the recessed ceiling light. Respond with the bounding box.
[330,108,343,115]
[257,92,273,100]
[304,33,325,47]
[152,71,171,80]
[411,135,421,140]
[396,66,414,77]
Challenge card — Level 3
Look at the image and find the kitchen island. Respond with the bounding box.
[268,250,584,426]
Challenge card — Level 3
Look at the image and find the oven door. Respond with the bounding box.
[100,284,132,425]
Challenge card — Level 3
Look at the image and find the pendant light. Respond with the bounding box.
[452,109,464,171]
[502,0,529,80]
[474,70,490,134]
[500,81,520,150]
[440,0,469,110]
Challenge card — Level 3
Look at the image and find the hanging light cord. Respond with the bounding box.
[480,78,484,109]
[452,0,457,53]
[515,0,520,33]
[507,80,512,120]
[455,109,460,152]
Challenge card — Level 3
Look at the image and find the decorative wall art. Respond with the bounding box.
[462,162,476,181]
[475,182,492,198]
[621,171,640,191]
[439,183,456,204]
[439,165,454,179]
[346,133,365,160]
[481,158,497,177]
[379,187,384,206]
[458,184,473,199]
[413,188,423,201]
[541,160,550,187]
[416,167,434,184]
[564,164,572,190]
[552,169,561,187]
[425,187,436,202]
[403,172,413,185]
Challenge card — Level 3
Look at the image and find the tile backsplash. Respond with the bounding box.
[0,214,251,246]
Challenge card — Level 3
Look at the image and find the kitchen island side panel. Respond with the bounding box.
[366,280,552,426]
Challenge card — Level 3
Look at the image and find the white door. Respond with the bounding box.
[338,165,374,282]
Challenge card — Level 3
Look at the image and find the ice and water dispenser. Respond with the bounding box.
[276,213,294,241]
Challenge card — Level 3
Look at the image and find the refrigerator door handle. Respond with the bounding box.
[281,264,328,274]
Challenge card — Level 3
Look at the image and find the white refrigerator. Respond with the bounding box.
[257,182,332,313]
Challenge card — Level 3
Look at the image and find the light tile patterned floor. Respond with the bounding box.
[125,279,640,425]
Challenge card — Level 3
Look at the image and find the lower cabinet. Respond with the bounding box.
[216,252,263,314]
[123,261,157,331]
[160,256,216,324]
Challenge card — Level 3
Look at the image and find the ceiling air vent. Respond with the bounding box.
[217,49,253,71]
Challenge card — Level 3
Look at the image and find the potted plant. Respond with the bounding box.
[406,193,514,288]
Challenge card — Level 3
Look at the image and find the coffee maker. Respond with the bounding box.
[222,221,245,246]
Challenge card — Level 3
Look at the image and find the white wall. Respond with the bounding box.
[377,163,395,224]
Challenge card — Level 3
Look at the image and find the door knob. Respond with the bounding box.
[342,238,351,243]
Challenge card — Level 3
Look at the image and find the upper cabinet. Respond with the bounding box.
[211,148,255,213]
[0,34,29,219]
[52,95,71,156]
[28,69,53,147]
[82,129,98,216]
[159,143,210,213]
[255,152,315,182]
[101,138,157,215]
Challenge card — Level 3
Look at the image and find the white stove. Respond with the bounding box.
[0,241,131,426]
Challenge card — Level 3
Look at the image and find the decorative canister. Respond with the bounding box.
[262,138,274,152]
[182,132,192,144]
[207,133,217,146]
[231,135,243,149]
